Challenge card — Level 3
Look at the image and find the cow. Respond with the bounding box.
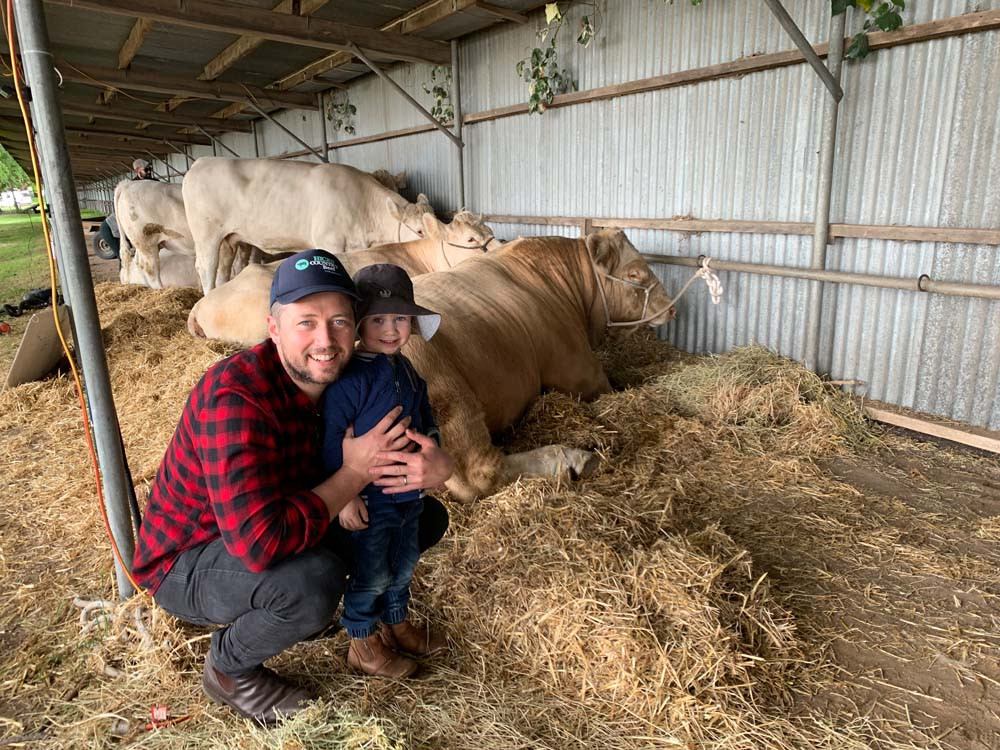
[182,158,435,293]
[113,180,191,288]
[120,246,199,289]
[401,230,675,501]
[186,211,500,347]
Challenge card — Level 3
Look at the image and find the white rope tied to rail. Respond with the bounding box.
[665,256,724,310]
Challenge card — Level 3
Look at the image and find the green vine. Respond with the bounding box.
[325,92,356,135]
[833,0,906,59]
[422,65,454,124]
[515,1,911,113]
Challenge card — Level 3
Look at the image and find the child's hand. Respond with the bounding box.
[338,497,369,531]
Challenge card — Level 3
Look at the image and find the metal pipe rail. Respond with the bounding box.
[646,255,1000,301]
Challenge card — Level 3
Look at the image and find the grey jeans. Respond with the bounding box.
[152,497,449,676]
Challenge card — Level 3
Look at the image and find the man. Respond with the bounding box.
[131,158,156,180]
[132,249,454,725]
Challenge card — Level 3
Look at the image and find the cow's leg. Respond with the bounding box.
[194,231,227,294]
[216,237,240,286]
[133,233,163,289]
[433,379,502,502]
[501,445,600,483]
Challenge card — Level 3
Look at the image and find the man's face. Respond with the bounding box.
[268,292,356,397]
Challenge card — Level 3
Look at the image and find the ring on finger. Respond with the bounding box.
[402,475,408,486]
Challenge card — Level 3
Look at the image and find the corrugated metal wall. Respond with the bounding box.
[78,0,1000,429]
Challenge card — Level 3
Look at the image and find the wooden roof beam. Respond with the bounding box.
[0,98,252,132]
[48,58,317,110]
[471,1,528,24]
[215,0,476,120]
[100,17,154,105]
[46,0,451,64]
[159,0,330,112]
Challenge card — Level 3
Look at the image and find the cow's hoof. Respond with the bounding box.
[563,447,599,480]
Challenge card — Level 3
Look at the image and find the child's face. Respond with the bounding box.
[359,314,413,355]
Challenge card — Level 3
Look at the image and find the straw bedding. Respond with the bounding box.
[1,284,994,749]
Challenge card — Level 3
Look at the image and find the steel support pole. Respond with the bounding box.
[196,125,240,158]
[451,40,465,211]
[13,0,136,598]
[246,100,328,163]
[252,120,260,157]
[804,11,846,373]
[762,0,843,102]
[164,139,193,169]
[146,150,184,181]
[317,91,329,163]
[349,43,464,149]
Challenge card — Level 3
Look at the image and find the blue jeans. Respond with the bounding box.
[341,498,424,639]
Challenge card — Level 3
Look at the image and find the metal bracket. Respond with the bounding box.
[245,99,328,163]
[762,0,844,102]
[348,42,463,149]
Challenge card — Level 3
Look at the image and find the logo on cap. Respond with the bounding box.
[295,259,309,270]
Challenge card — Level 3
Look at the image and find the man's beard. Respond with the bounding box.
[282,347,346,386]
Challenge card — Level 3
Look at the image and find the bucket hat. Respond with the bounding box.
[354,263,441,340]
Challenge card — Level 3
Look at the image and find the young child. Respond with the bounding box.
[320,263,447,679]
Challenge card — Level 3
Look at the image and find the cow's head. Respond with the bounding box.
[586,229,675,327]
[441,211,501,251]
[387,193,435,241]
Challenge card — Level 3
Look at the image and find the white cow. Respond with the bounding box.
[182,158,435,293]
[113,180,191,288]
[119,247,199,289]
[186,212,500,347]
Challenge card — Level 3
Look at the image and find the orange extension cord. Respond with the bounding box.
[5,0,145,596]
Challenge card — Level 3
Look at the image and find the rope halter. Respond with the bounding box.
[589,252,724,329]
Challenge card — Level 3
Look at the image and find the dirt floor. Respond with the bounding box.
[672,432,1000,749]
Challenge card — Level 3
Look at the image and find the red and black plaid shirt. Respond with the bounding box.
[132,340,330,593]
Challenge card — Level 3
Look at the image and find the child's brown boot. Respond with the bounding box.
[380,619,446,657]
[347,633,417,678]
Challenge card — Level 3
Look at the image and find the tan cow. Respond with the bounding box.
[402,230,674,501]
[187,212,499,347]
[368,169,407,193]
[182,158,435,293]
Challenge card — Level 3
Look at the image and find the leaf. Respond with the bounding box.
[857,0,874,9]
[845,32,870,59]
[831,0,853,14]
[545,3,562,25]
[874,10,902,31]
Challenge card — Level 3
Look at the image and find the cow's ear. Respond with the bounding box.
[387,197,403,221]
[394,171,408,189]
[416,192,431,206]
[422,212,444,239]
[586,230,621,269]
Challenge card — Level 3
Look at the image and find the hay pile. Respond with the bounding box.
[0,285,898,749]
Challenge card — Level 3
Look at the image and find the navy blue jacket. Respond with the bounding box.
[320,351,440,505]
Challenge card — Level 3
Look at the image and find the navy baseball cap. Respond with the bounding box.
[270,250,360,306]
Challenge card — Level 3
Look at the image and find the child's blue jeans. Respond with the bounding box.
[341,498,424,639]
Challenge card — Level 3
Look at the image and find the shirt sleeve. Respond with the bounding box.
[197,386,330,573]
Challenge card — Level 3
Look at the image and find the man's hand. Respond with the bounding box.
[371,429,454,493]
[337,497,369,531]
[341,406,411,480]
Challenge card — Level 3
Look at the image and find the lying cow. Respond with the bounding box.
[403,229,674,501]
[187,212,499,347]
[120,246,199,289]
[183,157,435,293]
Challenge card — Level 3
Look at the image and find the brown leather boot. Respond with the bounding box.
[380,619,447,657]
[201,651,313,726]
[347,633,418,678]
